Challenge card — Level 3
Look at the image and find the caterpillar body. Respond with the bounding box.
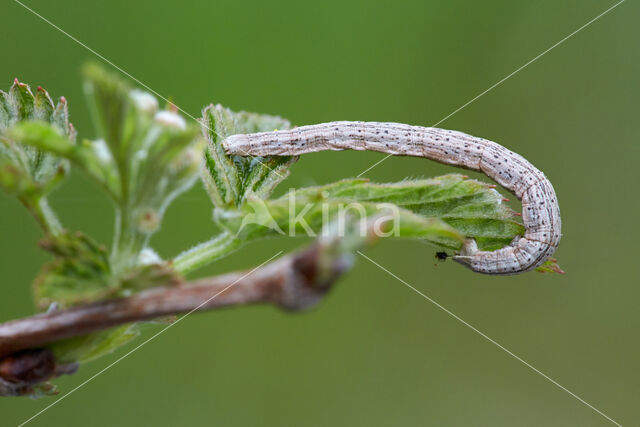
[223,121,561,275]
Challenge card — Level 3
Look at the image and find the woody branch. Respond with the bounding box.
[0,229,365,396]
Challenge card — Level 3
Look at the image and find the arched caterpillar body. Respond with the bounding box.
[223,121,561,275]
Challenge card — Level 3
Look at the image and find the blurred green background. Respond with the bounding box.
[1,0,638,425]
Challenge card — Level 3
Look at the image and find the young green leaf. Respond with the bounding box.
[300,174,524,251]
[215,174,524,252]
[34,230,185,310]
[82,63,137,163]
[33,231,115,310]
[119,261,183,293]
[50,325,139,364]
[0,80,75,234]
[200,104,297,208]
[535,258,565,274]
[9,122,121,199]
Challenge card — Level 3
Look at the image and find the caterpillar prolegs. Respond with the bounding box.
[223,121,561,275]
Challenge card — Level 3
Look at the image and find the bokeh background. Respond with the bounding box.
[1,0,639,425]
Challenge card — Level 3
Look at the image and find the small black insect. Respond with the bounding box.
[435,251,448,262]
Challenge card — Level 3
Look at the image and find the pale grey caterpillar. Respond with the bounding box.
[223,121,561,275]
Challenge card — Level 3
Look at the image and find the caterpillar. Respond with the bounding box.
[223,121,561,275]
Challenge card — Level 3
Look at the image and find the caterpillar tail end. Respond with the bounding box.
[452,238,479,270]
[453,237,556,275]
[453,238,520,275]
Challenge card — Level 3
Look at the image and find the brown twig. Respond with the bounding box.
[0,237,355,396]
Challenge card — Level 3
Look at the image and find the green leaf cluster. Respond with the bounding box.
[2,66,199,303]
[0,80,74,198]
[0,66,202,373]
[0,80,75,235]
[10,65,203,271]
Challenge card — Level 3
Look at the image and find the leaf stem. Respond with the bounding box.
[23,196,62,236]
[172,231,241,275]
[110,205,149,273]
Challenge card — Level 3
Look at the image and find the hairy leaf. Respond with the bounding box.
[50,325,139,364]
[200,104,297,208]
[303,174,524,251]
[119,262,183,293]
[215,174,524,252]
[33,231,115,310]
[0,80,74,200]
[9,122,121,198]
[34,230,185,309]
[82,63,136,162]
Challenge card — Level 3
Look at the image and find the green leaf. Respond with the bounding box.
[50,325,139,364]
[307,174,524,251]
[8,121,72,153]
[535,258,565,274]
[33,231,115,310]
[34,230,185,309]
[119,261,183,293]
[9,122,122,200]
[82,63,137,162]
[215,174,524,252]
[200,104,297,208]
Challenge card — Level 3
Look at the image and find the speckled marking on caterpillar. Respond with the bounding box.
[223,121,561,275]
